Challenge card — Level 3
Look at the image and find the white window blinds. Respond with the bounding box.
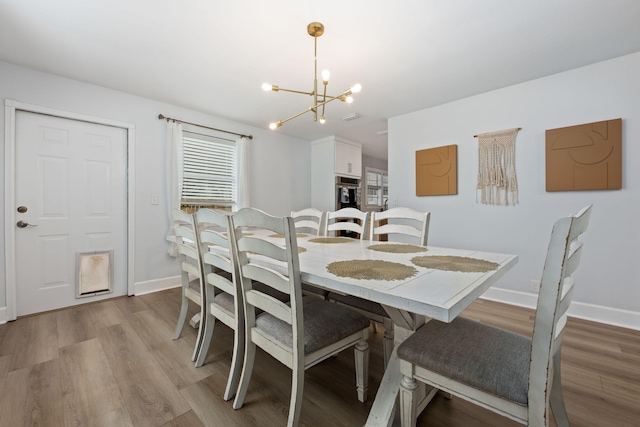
[182,132,236,206]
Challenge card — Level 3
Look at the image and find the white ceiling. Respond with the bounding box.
[2,0,640,160]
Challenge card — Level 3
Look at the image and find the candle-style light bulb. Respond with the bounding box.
[321,70,331,83]
[262,83,273,91]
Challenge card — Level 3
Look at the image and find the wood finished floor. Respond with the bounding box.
[0,289,639,426]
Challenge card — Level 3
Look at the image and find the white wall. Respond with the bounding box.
[363,154,387,173]
[389,52,640,329]
[0,60,310,311]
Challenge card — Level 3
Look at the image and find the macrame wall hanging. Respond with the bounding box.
[475,127,520,206]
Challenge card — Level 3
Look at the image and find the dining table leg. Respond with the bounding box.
[365,311,433,426]
[365,345,402,426]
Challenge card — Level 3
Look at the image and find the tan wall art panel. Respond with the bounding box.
[546,119,622,191]
[416,144,457,196]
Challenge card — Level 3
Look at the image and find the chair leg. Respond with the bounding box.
[194,311,215,367]
[287,360,305,427]
[191,303,206,362]
[400,375,419,427]
[382,318,394,370]
[354,340,370,402]
[550,352,570,427]
[173,290,189,340]
[223,320,245,401]
[233,341,256,410]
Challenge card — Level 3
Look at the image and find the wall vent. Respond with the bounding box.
[341,113,362,121]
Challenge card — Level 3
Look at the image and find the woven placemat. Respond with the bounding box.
[367,244,427,254]
[269,233,308,238]
[327,260,417,281]
[411,255,499,272]
[309,237,353,244]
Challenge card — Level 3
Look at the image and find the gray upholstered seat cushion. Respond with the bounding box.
[255,296,371,354]
[328,292,388,317]
[213,291,235,312]
[188,278,201,294]
[397,317,531,405]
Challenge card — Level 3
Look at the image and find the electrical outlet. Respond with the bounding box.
[529,280,540,293]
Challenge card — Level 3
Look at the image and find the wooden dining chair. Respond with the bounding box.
[291,208,330,299]
[291,208,326,236]
[325,207,370,240]
[194,209,291,398]
[192,208,245,400]
[329,207,431,369]
[369,207,431,245]
[230,208,371,426]
[396,204,593,427]
[172,209,205,362]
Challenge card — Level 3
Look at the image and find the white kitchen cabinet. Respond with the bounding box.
[311,136,362,211]
[335,140,362,177]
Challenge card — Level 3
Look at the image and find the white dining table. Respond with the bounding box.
[241,230,518,426]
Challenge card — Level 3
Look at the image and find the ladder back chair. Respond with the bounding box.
[397,204,593,427]
[194,209,290,397]
[193,208,244,400]
[292,208,330,298]
[172,209,205,362]
[325,207,370,240]
[329,207,431,369]
[291,208,326,236]
[369,207,431,245]
[230,208,371,427]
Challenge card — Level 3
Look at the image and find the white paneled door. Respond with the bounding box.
[14,111,128,316]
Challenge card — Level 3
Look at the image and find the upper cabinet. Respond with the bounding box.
[311,136,363,211]
[311,136,362,178]
[335,140,362,178]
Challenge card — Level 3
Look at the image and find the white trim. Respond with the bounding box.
[3,99,136,320]
[4,102,17,320]
[134,276,181,296]
[4,279,638,331]
[482,287,640,331]
[1,276,178,322]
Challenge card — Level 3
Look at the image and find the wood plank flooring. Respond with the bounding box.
[0,289,638,426]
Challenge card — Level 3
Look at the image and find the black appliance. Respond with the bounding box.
[336,176,361,210]
[335,176,362,238]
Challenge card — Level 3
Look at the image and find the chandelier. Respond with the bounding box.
[262,22,362,130]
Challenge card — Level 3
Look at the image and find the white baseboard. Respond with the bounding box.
[5,281,636,331]
[482,287,640,331]
[0,278,180,323]
[134,276,181,296]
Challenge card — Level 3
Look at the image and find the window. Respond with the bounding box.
[181,131,236,211]
[365,167,388,209]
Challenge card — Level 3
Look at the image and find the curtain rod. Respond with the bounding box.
[158,114,253,140]
[473,127,521,138]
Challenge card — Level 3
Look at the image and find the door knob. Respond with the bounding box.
[17,221,37,228]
